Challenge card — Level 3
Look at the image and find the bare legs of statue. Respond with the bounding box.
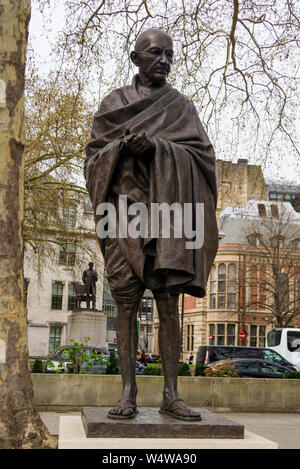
[107,299,140,419]
[107,288,201,421]
[154,289,201,421]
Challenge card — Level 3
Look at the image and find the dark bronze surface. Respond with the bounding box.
[81,407,244,439]
[82,262,98,310]
[84,28,219,420]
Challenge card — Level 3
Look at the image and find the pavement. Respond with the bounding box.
[40,410,300,449]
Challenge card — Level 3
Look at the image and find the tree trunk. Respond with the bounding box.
[0,0,56,448]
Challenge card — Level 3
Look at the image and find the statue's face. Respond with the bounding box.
[132,30,173,85]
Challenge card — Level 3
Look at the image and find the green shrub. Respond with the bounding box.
[204,360,238,378]
[143,365,163,375]
[283,370,300,379]
[105,350,119,375]
[31,359,44,373]
[195,363,207,376]
[54,337,105,374]
[178,362,191,376]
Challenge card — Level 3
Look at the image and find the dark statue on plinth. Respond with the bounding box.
[73,262,98,311]
[84,28,218,421]
[82,262,98,310]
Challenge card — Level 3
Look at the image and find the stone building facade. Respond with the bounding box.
[153,159,300,362]
[174,200,300,362]
[24,198,104,358]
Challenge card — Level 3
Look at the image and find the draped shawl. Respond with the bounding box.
[85,76,218,298]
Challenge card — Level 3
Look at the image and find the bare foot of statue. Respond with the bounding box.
[159,398,201,421]
[107,399,138,420]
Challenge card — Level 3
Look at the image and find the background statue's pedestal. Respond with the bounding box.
[66,310,106,347]
[58,410,278,449]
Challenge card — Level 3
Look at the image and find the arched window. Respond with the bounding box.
[209,265,216,309]
[227,264,236,309]
[217,264,226,309]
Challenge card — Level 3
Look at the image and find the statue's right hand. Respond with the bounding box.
[123,132,155,158]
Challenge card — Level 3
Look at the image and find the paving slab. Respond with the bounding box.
[218,412,300,450]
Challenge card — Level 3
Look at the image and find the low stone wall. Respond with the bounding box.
[31,374,300,413]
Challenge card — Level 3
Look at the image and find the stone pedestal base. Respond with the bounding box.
[81,407,244,439]
[66,310,106,347]
[58,415,278,449]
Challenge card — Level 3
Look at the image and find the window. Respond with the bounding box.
[227,264,236,309]
[250,325,266,347]
[68,283,76,311]
[209,324,215,344]
[104,303,117,317]
[139,297,153,321]
[51,282,63,310]
[287,331,300,352]
[217,324,225,345]
[210,264,238,310]
[107,316,117,331]
[59,241,76,266]
[270,204,279,217]
[63,207,76,227]
[209,324,236,345]
[49,326,62,354]
[209,323,236,345]
[238,362,260,372]
[270,236,284,249]
[261,363,282,376]
[210,265,216,308]
[217,264,226,309]
[186,324,194,351]
[247,233,263,247]
[227,324,236,345]
[267,329,282,347]
[264,349,285,364]
[258,204,266,217]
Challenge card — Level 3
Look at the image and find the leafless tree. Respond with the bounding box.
[240,201,300,327]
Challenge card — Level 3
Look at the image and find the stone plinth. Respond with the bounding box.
[66,310,106,347]
[59,416,278,449]
[81,407,244,439]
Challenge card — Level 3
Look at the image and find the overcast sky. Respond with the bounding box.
[27,1,300,188]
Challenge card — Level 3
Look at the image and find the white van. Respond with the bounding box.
[266,328,300,371]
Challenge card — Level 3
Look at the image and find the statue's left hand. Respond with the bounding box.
[123,132,155,158]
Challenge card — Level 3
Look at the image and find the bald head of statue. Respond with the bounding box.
[130,28,174,88]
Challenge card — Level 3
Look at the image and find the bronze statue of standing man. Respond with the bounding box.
[85,28,218,420]
[82,262,98,310]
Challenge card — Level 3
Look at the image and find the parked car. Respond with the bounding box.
[45,345,109,373]
[196,345,296,370]
[144,353,161,363]
[207,358,297,378]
